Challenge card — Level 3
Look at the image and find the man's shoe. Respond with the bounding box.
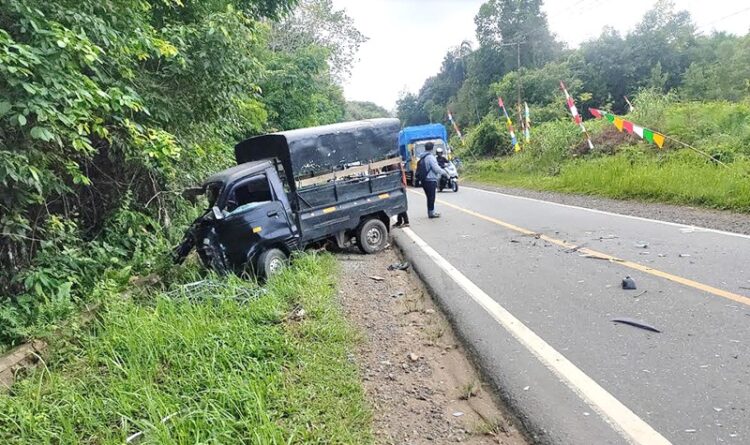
[428,213,441,219]
[393,222,403,228]
[401,222,410,227]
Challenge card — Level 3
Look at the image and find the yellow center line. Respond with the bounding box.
[408,189,750,307]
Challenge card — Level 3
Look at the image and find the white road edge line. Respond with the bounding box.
[402,227,672,445]
[465,186,750,241]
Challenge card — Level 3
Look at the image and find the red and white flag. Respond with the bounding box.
[560,81,594,150]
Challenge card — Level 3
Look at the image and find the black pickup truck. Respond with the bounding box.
[174,118,408,278]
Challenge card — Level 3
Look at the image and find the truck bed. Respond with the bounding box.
[295,170,407,244]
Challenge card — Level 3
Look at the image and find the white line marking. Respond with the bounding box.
[464,186,750,241]
[402,227,672,445]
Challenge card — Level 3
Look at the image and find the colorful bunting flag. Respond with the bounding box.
[614,116,624,131]
[560,81,594,150]
[589,108,603,119]
[633,125,644,138]
[524,102,531,143]
[447,109,465,145]
[653,133,665,149]
[590,109,667,150]
[497,96,520,152]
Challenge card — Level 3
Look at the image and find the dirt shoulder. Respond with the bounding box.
[465,182,750,236]
[337,247,528,445]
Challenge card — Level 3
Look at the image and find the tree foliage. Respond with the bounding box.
[0,0,361,346]
[398,0,750,140]
[344,101,392,121]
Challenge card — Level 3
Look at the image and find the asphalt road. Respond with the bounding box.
[393,186,750,445]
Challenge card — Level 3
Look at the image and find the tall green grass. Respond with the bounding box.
[463,94,750,212]
[0,254,372,444]
[467,151,750,212]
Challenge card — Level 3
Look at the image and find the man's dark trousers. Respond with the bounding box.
[422,180,437,215]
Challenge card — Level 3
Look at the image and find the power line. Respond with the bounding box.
[701,6,750,30]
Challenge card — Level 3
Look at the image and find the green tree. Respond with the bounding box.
[344,101,392,121]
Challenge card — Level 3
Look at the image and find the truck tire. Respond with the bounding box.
[257,248,288,279]
[357,219,388,254]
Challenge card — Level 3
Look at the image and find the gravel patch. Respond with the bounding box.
[338,247,527,445]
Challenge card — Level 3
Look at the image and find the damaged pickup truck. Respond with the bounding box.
[174,118,408,278]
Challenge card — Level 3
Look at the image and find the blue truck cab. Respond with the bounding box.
[398,124,449,186]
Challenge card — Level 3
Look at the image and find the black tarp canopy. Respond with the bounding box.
[234,118,400,189]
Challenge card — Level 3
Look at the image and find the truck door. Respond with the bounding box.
[216,173,294,268]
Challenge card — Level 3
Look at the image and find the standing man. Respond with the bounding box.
[419,142,448,219]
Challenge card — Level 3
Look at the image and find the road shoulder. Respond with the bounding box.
[337,246,527,444]
[465,182,750,236]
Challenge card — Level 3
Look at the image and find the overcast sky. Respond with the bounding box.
[330,0,750,110]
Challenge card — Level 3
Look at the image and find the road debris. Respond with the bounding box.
[388,262,410,271]
[611,317,661,333]
[510,239,521,243]
[622,276,637,290]
[633,290,648,298]
[598,235,619,240]
[679,254,691,258]
[369,275,386,282]
[452,411,465,417]
[581,253,609,260]
[636,243,649,249]
[408,353,419,362]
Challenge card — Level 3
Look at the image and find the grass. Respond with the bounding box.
[0,254,372,444]
[465,148,750,213]
[459,94,750,212]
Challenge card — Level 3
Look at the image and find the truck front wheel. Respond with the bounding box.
[257,248,288,279]
[357,219,388,254]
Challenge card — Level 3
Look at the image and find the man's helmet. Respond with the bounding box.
[436,147,444,155]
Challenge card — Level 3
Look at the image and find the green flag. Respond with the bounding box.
[606,113,615,123]
[643,128,655,143]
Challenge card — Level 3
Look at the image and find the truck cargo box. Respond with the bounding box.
[235,118,401,188]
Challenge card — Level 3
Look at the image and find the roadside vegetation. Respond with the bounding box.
[464,91,750,211]
[0,254,373,444]
[1,1,377,441]
[397,0,750,212]
[0,0,366,350]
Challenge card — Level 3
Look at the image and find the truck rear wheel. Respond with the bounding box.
[257,248,288,279]
[357,219,388,254]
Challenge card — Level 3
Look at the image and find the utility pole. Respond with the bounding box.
[499,40,526,137]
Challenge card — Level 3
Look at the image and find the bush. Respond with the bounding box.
[464,114,513,157]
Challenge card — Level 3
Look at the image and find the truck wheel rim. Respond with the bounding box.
[269,257,285,274]
[366,227,382,247]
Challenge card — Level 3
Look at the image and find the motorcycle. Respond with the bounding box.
[438,160,459,193]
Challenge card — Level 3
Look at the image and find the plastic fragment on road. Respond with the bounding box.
[369,275,385,282]
[622,276,637,290]
[611,317,661,333]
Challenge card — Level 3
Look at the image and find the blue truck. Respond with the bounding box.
[398,123,449,186]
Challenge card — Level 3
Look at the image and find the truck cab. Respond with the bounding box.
[174,119,407,278]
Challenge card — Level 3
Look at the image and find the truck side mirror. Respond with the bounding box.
[212,206,225,221]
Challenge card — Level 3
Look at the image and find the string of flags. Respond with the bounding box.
[497,97,521,152]
[589,108,666,148]
[447,109,465,145]
[560,81,594,150]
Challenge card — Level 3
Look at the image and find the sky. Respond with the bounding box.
[330,0,750,110]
